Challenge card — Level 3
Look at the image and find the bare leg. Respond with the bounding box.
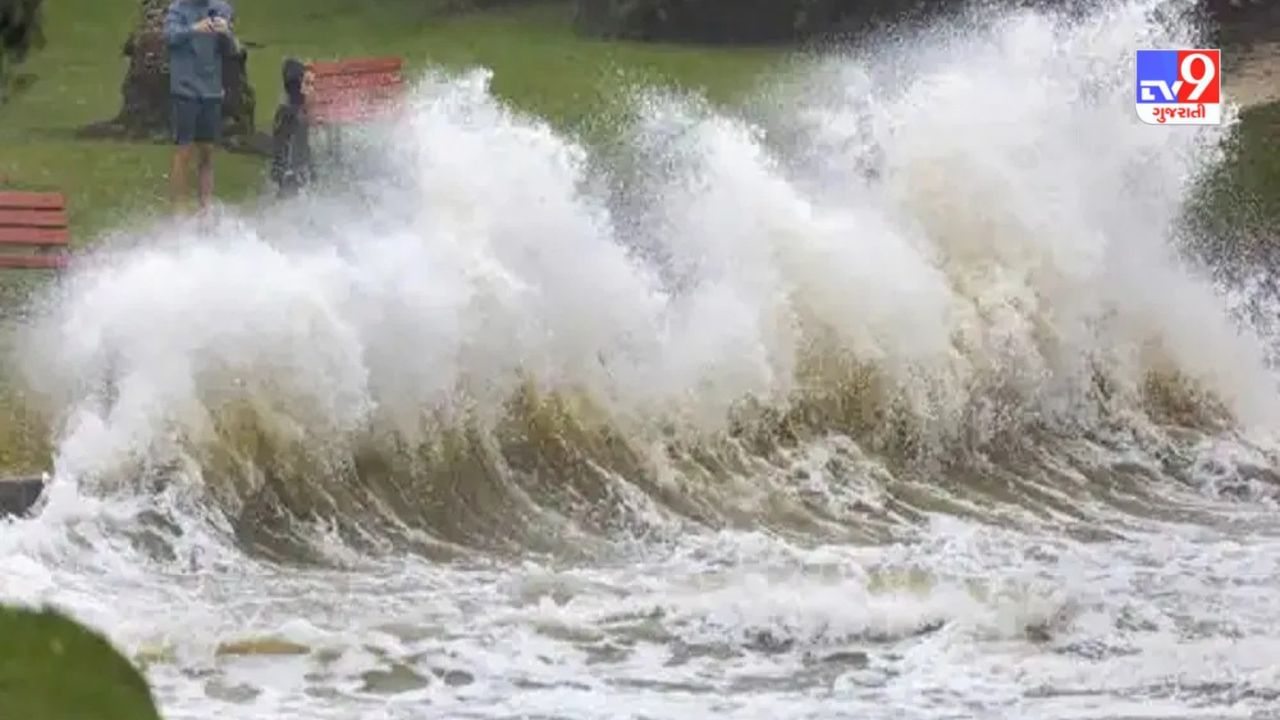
[196,143,215,212]
[171,145,193,211]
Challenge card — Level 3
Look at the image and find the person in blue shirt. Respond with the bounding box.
[164,0,237,213]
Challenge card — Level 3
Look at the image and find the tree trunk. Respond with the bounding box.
[0,0,46,104]
[80,0,261,152]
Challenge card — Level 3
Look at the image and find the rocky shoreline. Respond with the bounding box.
[0,475,43,518]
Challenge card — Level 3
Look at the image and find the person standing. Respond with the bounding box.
[270,58,318,199]
[164,0,237,213]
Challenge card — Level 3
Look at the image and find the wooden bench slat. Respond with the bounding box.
[0,192,65,210]
[309,57,403,76]
[0,191,72,270]
[0,209,69,229]
[312,89,404,118]
[305,56,406,127]
[313,109,388,124]
[312,71,402,91]
[312,89,405,108]
[0,253,69,270]
[0,227,70,246]
[312,101,403,124]
[313,84,406,102]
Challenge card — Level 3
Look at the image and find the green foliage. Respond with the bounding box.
[1223,101,1280,224]
[0,605,163,720]
[1181,100,1280,273]
[0,0,45,102]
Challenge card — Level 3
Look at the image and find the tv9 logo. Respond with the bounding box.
[1135,49,1221,125]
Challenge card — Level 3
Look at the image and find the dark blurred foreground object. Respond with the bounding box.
[0,0,44,103]
[0,605,163,720]
[79,0,265,154]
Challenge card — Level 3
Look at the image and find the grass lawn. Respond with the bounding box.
[0,0,781,243]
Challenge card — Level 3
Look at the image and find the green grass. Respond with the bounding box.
[0,0,780,242]
[0,605,162,720]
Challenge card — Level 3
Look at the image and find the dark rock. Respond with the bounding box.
[202,678,261,703]
[359,664,430,695]
[0,475,44,518]
[819,650,869,667]
[432,667,475,686]
[1024,621,1053,643]
[744,629,794,654]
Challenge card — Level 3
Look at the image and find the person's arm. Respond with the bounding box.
[164,3,200,47]
[213,2,240,52]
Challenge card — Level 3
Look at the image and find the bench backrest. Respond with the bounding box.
[307,57,406,126]
[0,192,70,270]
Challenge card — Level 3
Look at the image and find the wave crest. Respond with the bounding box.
[6,0,1278,559]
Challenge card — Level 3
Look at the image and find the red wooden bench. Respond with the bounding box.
[0,191,71,270]
[306,56,406,126]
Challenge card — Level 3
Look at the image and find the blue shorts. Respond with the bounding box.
[171,95,222,145]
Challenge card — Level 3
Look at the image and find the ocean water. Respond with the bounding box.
[3,1,1280,718]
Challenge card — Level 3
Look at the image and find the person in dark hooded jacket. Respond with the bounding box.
[270,58,316,198]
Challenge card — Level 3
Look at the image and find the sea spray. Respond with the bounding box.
[2,3,1280,716]
[4,0,1274,548]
